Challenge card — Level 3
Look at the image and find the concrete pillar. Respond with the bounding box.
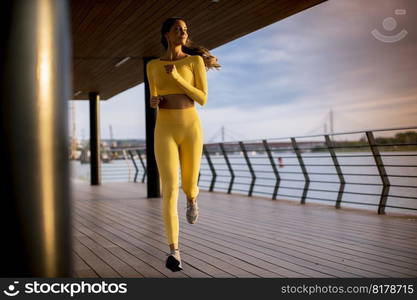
[0,0,72,277]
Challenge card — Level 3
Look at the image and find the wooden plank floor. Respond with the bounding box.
[71,181,417,278]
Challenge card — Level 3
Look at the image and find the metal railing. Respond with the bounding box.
[73,126,417,215]
[100,147,147,183]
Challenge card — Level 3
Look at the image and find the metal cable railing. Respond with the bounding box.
[72,126,417,215]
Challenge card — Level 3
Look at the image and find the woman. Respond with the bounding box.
[146,17,220,272]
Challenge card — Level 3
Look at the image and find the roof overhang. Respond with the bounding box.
[71,0,327,100]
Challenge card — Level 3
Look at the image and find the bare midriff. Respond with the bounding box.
[158,94,195,109]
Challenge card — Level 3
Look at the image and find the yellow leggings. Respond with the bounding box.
[154,106,204,248]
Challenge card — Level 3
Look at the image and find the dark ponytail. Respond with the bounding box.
[161,17,221,71]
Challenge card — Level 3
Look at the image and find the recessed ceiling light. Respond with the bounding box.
[115,57,131,67]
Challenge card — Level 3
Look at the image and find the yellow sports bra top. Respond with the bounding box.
[146,55,208,106]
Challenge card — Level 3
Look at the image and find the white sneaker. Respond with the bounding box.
[186,201,199,224]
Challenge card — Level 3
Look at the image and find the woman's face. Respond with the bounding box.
[165,20,188,47]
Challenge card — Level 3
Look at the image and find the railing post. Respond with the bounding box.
[203,144,217,192]
[291,137,310,204]
[325,135,345,208]
[219,143,235,194]
[263,140,281,200]
[122,150,132,182]
[239,141,256,197]
[136,149,147,183]
[366,131,390,214]
[128,150,139,183]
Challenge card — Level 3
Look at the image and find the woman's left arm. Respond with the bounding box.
[169,55,208,106]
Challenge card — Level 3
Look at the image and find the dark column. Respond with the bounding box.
[89,92,101,185]
[143,57,160,198]
[0,0,72,276]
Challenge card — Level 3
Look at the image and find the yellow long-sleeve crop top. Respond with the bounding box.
[146,55,208,106]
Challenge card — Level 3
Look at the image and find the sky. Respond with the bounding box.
[70,0,417,143]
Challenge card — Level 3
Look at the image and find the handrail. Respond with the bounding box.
[74,127,417,215]
[212,125,417,144]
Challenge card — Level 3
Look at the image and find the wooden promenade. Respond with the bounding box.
[72,182,417,278]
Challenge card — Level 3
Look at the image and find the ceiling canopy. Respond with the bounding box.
[71,0,326,100]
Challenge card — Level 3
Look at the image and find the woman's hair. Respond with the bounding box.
[161,17,221,71]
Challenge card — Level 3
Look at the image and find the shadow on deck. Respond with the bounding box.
[72,182,417,278]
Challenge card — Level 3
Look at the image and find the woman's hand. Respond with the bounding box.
[164,64,176,75]
[150,95,164,108]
